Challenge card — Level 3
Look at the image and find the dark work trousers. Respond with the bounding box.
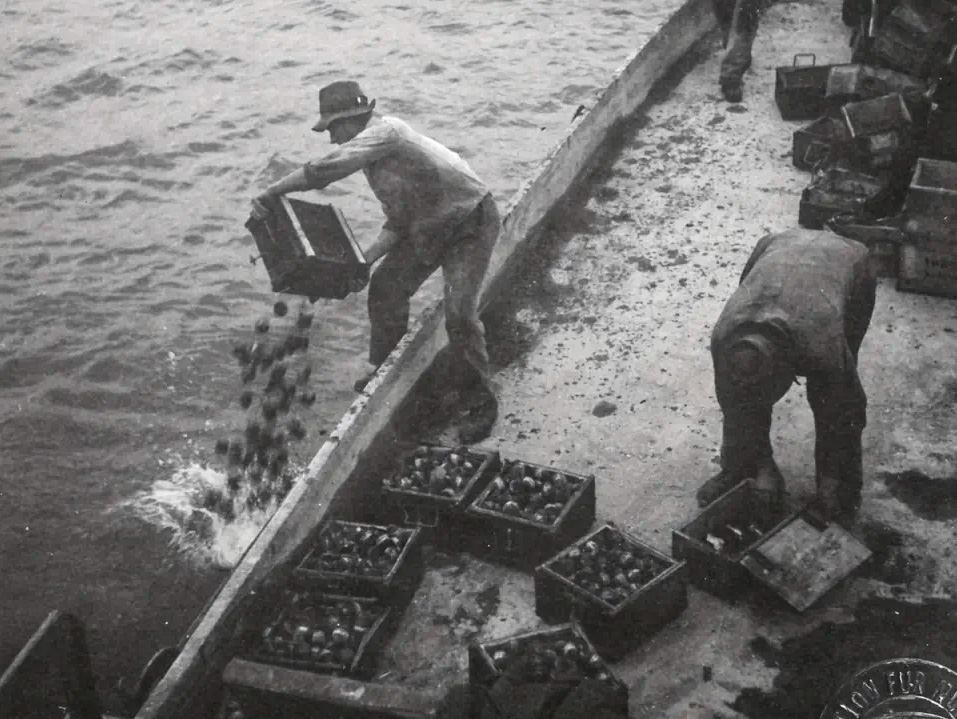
[367,194,501,393]
[714,271,876,513]
[712,0,763,90]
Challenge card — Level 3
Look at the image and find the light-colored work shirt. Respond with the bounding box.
[303,114,490,263]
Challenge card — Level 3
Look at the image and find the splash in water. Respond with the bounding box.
[122,300,318,568]
[121,457,302,569]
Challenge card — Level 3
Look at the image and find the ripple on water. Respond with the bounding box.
[28,67,125,108]
[9,38,75,71]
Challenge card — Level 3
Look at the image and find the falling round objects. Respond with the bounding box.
[239,390,254,409]
[274,301,288,318]
[255,318,270,334]
[288,418,307,441]
[262,401,278,422]
[297,313,313,330]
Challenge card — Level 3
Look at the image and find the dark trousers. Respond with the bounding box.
[714,275,875,511]
[712,0,763,88]
[367,195,501,393]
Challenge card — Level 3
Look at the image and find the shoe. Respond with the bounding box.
[696,470,741,508]
[721,80,743,103]
[456,391,498,444]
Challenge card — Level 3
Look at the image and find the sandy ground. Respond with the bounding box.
[371,1,957,717]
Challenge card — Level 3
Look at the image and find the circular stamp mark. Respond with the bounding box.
[820,658,957,719]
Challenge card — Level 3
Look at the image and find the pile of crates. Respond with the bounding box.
[775,0,957,297]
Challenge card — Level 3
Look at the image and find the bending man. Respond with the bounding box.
[696,228,878,522]
[252,81,500,443]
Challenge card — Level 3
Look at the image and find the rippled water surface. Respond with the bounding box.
[0,0,679,707]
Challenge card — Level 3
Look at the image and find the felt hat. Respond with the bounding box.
[311,80,376,132]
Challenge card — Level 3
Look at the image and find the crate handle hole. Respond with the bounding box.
[793,53,817,66]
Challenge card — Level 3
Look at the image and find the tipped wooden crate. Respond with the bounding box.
[245,196,367,301]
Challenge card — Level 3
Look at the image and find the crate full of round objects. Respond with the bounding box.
[467,621,628,718]
[293,521,424,607]
[380,444,500,537]
[245,590,391,679]
[672,480,871,611]
[464,458,596,570]
[534,523,688,661]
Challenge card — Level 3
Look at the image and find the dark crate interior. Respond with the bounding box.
[539,525,673,610]
[468,459,592,529]
[245,590,389,676]
[675,482,789,561]
[285,199,359,264]
[297,521,418,582]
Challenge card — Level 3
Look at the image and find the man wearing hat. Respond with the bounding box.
[695,228,878,522]
[251,81,500,443]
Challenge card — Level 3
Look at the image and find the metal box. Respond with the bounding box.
[467,621,628,719]
[775,54,835,121]
[245,196,367,301]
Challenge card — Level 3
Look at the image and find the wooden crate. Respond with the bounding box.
[897,232,957,298]
[534,524,688,661]
[242,591,391,680]
[293,521,425,608]
[464,460,597,570]
[671,480,791,599]
[672,480,872,610]
[380,445,500,546]
[467,621,628,719]
[245,197,367,301]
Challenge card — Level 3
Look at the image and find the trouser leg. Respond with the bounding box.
[806,352,868,518]
[367,241,439,366]
[697,338,792,507]
[718,0,763,100]
[441,196,501,394]
[845,267,877,362]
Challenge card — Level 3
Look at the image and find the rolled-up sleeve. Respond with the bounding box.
[303,122,397,190]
